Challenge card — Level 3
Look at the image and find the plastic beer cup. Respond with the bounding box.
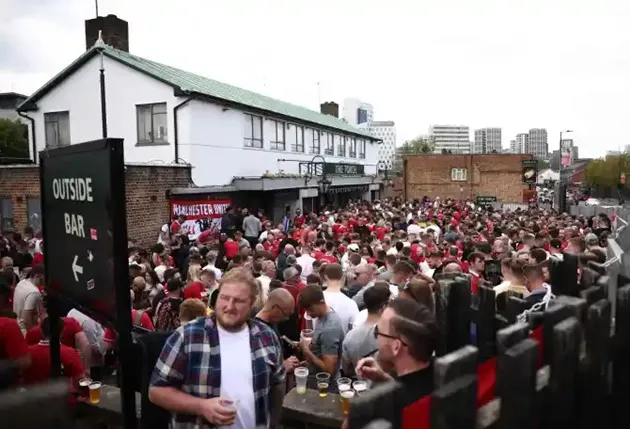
[88,381,102,404]
[78,378,92,400]
[295,367,309,394]
[316,372,330,398]
[340,389,355,415]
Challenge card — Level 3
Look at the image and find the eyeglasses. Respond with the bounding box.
[373,325,407,346]
[273,304,292,318]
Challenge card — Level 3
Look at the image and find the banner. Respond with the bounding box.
[169,199,232,240]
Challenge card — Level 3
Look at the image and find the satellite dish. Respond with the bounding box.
[377,162,387,172]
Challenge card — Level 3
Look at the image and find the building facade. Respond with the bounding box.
[473,128,502,154]
[528,128,548,159]
[0,92,27,121]
[515,133,529,154]
[365,121,396,169]
[342,98,374,126]
[403,154,532,202]
[429,125,470,154]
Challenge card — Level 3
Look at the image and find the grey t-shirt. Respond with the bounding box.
[311,310,345,378]
[342,323,378,374]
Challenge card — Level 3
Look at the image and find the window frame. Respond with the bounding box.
[324,132,334,156]
[136,103,168,144]
[270,120,286,151]
[337,136,346,157]
[0,197,14,232]
[310,129,320,154]
[243,113,264,148]
[292,125,305,152]
[451,168,468,181]
[26,197,42,231]
[359,139,366,159]
[44,111,71,148]
[349,138,357,158]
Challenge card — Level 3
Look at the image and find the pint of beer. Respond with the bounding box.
[340,389,355,415]
[316,372,330,398]
[89,382,102,404]
[78,378,92,400]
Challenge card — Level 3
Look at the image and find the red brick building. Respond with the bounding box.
[403,154,533,202]
[0,164,191,246]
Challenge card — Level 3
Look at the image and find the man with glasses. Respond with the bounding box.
[255,288,301,373]
[350,297,437,428]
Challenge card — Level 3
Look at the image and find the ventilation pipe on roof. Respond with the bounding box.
[173,93,195,163]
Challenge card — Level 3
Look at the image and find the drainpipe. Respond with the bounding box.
[17,110,37,164]
[173,95,194,163]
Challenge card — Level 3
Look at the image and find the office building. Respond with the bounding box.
[365,121,397,169]
[528,128,548,159]
[342,98,374,126]
[473,128,502,154]
[429,125,470,154]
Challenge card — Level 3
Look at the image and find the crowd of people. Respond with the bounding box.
[0,196,614,428]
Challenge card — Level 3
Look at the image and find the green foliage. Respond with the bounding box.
[0,118,30,164]
[392,136,435,173]
[584,154,630,188]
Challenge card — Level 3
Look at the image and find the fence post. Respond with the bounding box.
[430,375,478,429]
[474,285,497,361]
[613,285,630,429]
[434,345,478,388]
[434,278,471,356]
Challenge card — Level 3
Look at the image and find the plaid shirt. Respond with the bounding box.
[150,315,285,429]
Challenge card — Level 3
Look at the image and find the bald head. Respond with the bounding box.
[284,244,296,255]
[263,288,295,323]
[267,288,294,307]
[443,262,462,274]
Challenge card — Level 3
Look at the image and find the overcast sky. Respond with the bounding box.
[2,0,629,158]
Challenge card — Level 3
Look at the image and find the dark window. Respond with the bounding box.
[324,132,334,156]
[0,197,13,231]
[44,111,71,148]
[244,114,263,148]
[136,103,168,144]
[27,197,41,231]
[293,126,304,152]
[337,136,346,157]
[349,138,357,158]
[270,120,286,151]
[359,139,366,159]
[310,129,320,154]
[357,108,368,124]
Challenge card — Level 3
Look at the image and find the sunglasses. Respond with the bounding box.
[373,325,408,346]
[273,304,292,319]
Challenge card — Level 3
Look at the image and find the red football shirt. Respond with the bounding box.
[22,342,84,386]
[0,317,29,360]
[184,281,204,300]
[319,254,339,264]
[26,317,82,348]
[32,252,44,267]
[131,310,155,331]
[224,241,239,258]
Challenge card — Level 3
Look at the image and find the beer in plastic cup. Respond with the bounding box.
[294,367,309,394]
[352,380,368,396]
[78,378,92,400]
[88,382,102,404]
[316,372,330,398]
[340,389,355,415]
[336,377,352,393]
[300,329,313,347]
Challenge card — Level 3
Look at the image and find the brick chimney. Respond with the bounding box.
[320,102,339,118]
[85,14,129,51]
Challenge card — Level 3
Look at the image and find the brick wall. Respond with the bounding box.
[0,164,191,247]
[404,154,532,201]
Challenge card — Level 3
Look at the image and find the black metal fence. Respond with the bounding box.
[353,254,630,429]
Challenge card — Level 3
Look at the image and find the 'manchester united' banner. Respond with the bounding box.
[169,199,231,220]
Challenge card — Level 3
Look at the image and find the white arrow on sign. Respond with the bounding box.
[72,255,83,282]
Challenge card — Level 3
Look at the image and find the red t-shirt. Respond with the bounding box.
[197,229,213,244]
[170,221,181,235]
[374,227,387,241]
[294,216,306,228]
[32,252,44,267]
[22,342,84,386]
[312,249,325,260]
[26,317,83,348]
[224,241,239,258]
[131,310,155,331]
[319,254,339,264]
[184,281,204,300]
[0,317,29,360]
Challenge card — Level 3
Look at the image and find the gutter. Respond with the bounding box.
[17,110,37,164]
[173,94,194,163]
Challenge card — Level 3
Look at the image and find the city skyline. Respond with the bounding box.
[2,1,629,159]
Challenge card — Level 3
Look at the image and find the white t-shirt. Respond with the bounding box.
[202,264,223,280]
[154,264,167,283]
[407,224,422,236]
[305,290,359,334]
[217,324,256,429]
[352,309,368,329]
[12,279,43,333]
[296,254,315,282]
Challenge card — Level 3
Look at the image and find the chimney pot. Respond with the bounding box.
[85,14,129,52]
[320,101,339,118]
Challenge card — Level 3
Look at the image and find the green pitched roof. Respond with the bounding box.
[19,45,375,140]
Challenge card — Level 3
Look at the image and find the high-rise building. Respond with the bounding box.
[365,121,397,169]
[429,125,470,154]
[509,139,517,153]
[473,128,502,154]
[514,133,529,153]
[528,128,548,159]
[342,98,374,126]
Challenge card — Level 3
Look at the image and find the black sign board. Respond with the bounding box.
[40,139,129,321]
[522,159,537,184]
[476,196,497,207]
[324,163,365,176]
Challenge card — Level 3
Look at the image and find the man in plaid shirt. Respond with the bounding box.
[149,268,286,428]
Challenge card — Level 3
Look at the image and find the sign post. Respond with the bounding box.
[40,138,136,429]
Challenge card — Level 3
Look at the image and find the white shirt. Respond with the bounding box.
[407,224,422,236]
[217,324,256,429]
[202,264,223,280]
[12,279,43,333]
[296,254,315,281]
[257,275,271,303]
[305,290,359,334]
[154,264,168,283]
[67,309,106,363]
[386,247,398,256]
[352,309,368,329]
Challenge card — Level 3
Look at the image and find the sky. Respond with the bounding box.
[1,0,629,158]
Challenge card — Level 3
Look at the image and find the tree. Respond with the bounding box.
[585,154,630,189]
[0,118,30,164]
[392,136,436,174]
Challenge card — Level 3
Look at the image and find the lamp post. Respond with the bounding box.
[94,31,108,138]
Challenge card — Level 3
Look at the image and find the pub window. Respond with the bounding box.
[0,197,13,231]
[44,111,71,148]
[270,120,286,151]
[451,168,467,181]
[337,136,346,157]
[324,132,334,156]
[292,126,305,152]
[349,138,357,158]
[27,197,42,231]
[359,139,366,159]
[310,129,320,154]
[244,113,263,148]
[137,103,168,144]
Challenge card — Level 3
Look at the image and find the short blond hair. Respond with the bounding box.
[179,298,206,323]
[220,268,259,302]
